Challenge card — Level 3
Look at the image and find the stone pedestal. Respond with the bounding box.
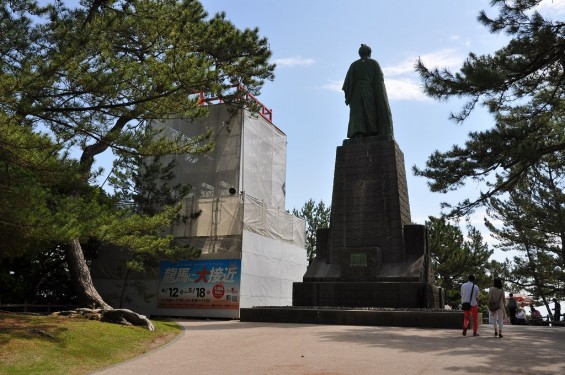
[294,136,442,308]
[328,136,411,265]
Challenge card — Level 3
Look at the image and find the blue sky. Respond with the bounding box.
[55,0,560,261]
[199,0,565,258]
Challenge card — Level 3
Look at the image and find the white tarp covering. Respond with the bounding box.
[158,104,286,209]
[241,111,286,209]
[91,104,307,318]
[242,194,305,246]
[170,194,305,248]
[240,230,308,308]
[159,107,242,199]
[172,196,244,238]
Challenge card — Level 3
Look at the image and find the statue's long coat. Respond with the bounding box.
[342,58,393,138]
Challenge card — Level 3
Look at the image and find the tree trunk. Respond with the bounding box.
[66,117,131,310]
[66,238,111,309]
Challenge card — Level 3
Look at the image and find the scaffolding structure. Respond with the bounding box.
[92,104,307,318]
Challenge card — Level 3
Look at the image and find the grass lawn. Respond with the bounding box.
[0,311,181,375]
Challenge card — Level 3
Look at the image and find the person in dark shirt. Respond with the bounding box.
[507,293,518,324]
[552,298,561,322]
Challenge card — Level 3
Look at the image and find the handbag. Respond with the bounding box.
[462,283,475,311]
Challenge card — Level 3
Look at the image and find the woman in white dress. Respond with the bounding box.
[488,278,507,338]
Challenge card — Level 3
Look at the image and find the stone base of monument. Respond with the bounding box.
[291,224,444,310]
[245,136,452,328]
[240,307,482,329]
[292,281,442,308]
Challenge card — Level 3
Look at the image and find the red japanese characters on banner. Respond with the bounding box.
[158,259,241,310]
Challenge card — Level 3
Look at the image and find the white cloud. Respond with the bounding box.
[384,49,463,78]
[386,78,428,102]
[383,49,463,101]
[322,80,343,92]
[537,0,565,14]
[273,56,315,67]
[417,48,464,71]
[383,60,415,76]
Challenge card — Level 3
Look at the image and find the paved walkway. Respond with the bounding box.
[92,320,565,375]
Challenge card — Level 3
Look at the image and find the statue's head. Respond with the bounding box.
[358,44,372,58]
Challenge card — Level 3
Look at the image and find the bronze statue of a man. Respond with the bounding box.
[342,44,394,138]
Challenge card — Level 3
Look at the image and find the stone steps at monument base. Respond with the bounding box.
[240,307,482,329]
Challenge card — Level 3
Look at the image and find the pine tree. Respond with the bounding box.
[415,0,565,216]
[0,0,275,309]
[485,155,565,312]
[0,115,66,253]
[293,199,331,264]
[426,216,494,307]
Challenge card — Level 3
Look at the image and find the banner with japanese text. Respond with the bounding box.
[158,259,241,310]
